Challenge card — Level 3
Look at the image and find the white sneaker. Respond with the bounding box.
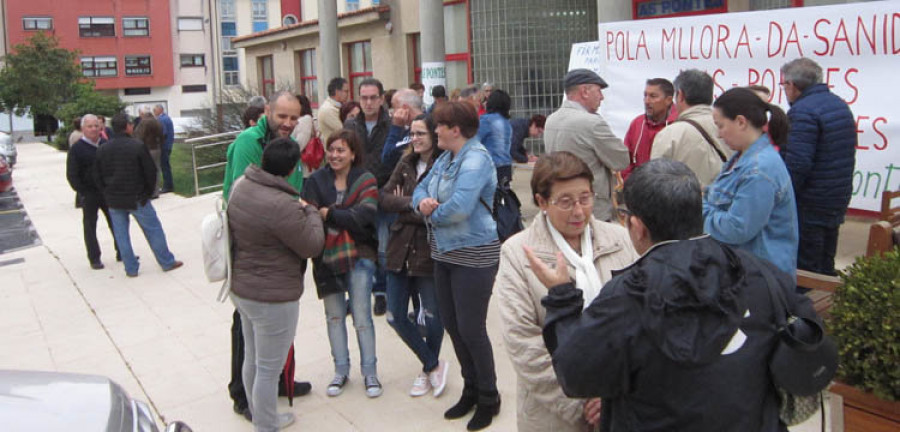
[429,360,450,397]
[365,375,383,398]
[326,374,348,397]
[410,372,432,397]
[277,412,295,429]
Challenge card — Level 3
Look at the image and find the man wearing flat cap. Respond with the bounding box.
[544,69,629,221]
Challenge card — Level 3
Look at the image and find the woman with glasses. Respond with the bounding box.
[412,101,499,431]
[495,151,638,432]
[380,114,448,398]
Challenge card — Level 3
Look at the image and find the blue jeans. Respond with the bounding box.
[109,201,177,276]
[386,271,442,372]
[231,294,299,432]
[373,212,395,297]
[322,258,378,376]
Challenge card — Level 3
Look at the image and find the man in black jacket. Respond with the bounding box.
[344,77,392,315]
[533,159,817,432]
[66,114,119,269]
[94,113,183,278]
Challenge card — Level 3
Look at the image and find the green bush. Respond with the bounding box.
[829,248,900,401]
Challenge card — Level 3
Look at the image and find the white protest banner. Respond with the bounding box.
[421,62,447,107]
[571,1,898,213]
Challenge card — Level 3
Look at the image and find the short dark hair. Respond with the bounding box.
[327,129,364,167]
[297,94,313,117]
[646,78,675,98]
[261,137,301,177]
[241,105,265,129]
[410,82,425,92]
[358,77,384,95]
[528,114,546,129]
[623,159,703,243]
[673,69,713,106]
[485,89,511,119]
[111,113,131,134]
[531,151,594,205]
[431,101,479,139]
[327,77,348,97]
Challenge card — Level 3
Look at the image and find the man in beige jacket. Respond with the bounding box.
[650,69,732,186]
[544,69,630,222]
[317,77,349,142]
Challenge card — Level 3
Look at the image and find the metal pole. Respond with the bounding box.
[317,0,340,100]
[419,0,446,108]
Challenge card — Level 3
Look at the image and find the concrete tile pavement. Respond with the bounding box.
[0,143,868,431]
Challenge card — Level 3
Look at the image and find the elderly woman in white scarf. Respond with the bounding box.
[495,151,638,432]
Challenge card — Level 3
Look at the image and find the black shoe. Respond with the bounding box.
[373,296,387,316]
[445,387,478,419]
[159,187,173,194]
[90,261,104,270]
[233,404,252,422]
[279,381,312,397]
[467,392,501,431]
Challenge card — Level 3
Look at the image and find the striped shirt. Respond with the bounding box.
[429,233,500,268]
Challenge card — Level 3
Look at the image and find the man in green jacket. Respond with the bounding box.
[224,91,311,421]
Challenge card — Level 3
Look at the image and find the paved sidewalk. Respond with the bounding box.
[1,142,867,431]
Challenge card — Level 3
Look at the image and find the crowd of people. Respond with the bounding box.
[64,54,854,432]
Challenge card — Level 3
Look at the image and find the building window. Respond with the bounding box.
[177,17,203,31]
[81,56,117,77]
[79,17,115,37]
[346,0,360,12]
[347,40,372,99]
[180,54,205,67]
[252,0,268,32]
[23,17,53,30]
[298,49,318,106]
[409,34,421,84]
[258,56,275,98]
[221,22,237,54]
[224,56,240,86]
[122,17,149,37]
[220,0,236,20]
[444,2,471,92]
[283,14,299,26]
[125,55,152,76]
[124,88,152,96]
[182,84,208,93]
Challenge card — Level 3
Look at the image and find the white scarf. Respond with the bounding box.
[546,219,605,309]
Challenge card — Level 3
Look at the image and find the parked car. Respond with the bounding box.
[0,131,15,167]
[0,156,12,193]
[0,370,192,432]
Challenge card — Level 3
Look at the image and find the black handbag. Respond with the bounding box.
[756,260,838,425]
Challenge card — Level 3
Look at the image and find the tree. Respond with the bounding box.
[53,82,125,150]
[0,32,83,118]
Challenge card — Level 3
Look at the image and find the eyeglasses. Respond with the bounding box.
[360,95,381,102]
[549,193,594,211]
[409,131,429,138]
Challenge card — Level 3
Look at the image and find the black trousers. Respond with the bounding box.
[229,309,294,409]
[80,193,118,263]
[433,261,498,395]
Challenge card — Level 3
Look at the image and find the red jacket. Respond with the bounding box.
[621,108,678,180]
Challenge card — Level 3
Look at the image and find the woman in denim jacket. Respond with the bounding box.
[477,89,513,186]
[413,102,501,431]
[703,88,799,278]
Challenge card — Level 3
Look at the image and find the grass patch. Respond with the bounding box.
[171,139,228,197]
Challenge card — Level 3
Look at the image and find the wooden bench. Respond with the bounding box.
[798,269,841,317]
[866,190,899,257]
